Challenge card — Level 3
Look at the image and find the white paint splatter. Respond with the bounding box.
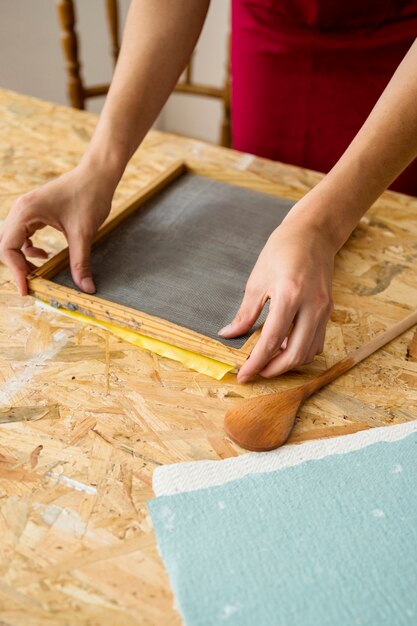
[372,509,385,518]
[0,331,70,407]
[235,153,254,170]
[34,503,61,525]
[219,603,240,620]
[218,500,226,510]
[191,142,203,158]
[45,472,97,495]
[392,464,403,474]
[52,329,69,342]
[34,503,87,537]
[159,505,176,531]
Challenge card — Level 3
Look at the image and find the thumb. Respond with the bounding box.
[67,230,95,294]
[218,286,264,338]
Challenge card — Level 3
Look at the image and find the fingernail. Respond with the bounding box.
[81,278,96,294]
[218,323,233,337]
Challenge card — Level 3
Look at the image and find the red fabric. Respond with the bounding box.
[231,0,417,194]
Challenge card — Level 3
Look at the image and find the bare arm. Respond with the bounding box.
[221,38,417,382]
[0,0,210,295]
[84,0,211,180]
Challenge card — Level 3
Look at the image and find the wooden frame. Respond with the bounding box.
[27,159,287,368]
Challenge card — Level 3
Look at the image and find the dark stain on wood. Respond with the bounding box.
[356,262,405,296]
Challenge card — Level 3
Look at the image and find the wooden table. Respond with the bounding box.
[0,89,417,625]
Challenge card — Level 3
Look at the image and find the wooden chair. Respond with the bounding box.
[55,0,231,146]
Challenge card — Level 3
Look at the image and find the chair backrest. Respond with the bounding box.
[55,0,231,146]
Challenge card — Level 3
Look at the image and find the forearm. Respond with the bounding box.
[283,38,417,250]
[82,0,210,182]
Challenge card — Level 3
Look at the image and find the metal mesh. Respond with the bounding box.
[53,173,294,348]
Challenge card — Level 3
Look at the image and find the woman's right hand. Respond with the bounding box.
[0,162,117,296]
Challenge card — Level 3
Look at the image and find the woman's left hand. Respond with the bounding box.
[218,218,336,383]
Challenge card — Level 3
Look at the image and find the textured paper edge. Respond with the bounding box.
[153,419,417,496]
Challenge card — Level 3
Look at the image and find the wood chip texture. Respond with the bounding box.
[0,89,417,625]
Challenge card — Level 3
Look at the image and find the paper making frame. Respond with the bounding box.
[27,159,289,368]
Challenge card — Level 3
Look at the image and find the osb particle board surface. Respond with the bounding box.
[1,88,417,625]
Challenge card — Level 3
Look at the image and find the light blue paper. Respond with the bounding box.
[148,432,417,626]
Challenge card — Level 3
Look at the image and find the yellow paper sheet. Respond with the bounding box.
[38,301,234,380]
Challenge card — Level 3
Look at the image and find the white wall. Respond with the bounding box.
[0,0,229,143]
[162,0,230,143]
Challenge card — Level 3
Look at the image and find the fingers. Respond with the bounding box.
[237,289,332,382]
[237,295,299,382]
[0,220,32,296]
[1,248,31,295]
[0,172,111,296]
[256,311,319,379]
[303,321,327,363]
[257,301,332,380]
[21,238,49,260]
[0,192,50,294]
[66,230,96,294]
[218,282,266,339]
[296,298,332,366]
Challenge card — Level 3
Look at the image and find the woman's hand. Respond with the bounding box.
[220,38,417,383]
[0,0,212,298]
[219,217,336,382]
[0,162,117,296]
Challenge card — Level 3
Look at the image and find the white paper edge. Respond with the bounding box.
[153,419,417,497]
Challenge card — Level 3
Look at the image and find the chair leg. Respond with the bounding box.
[220,34,232,148]
[55,0,85,109]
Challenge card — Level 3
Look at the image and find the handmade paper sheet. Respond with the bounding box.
[149,421,417,626]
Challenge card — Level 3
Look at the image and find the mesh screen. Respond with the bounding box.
[53,173,294,348]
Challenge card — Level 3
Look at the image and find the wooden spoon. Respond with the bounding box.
[224,309,417,452]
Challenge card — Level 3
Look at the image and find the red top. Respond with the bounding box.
[231,0,417,194]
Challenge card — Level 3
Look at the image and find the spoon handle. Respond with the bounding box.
[301,309,417,399]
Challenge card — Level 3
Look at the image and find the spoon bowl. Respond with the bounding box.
[224,388,303,451]
[223,309,417,451]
